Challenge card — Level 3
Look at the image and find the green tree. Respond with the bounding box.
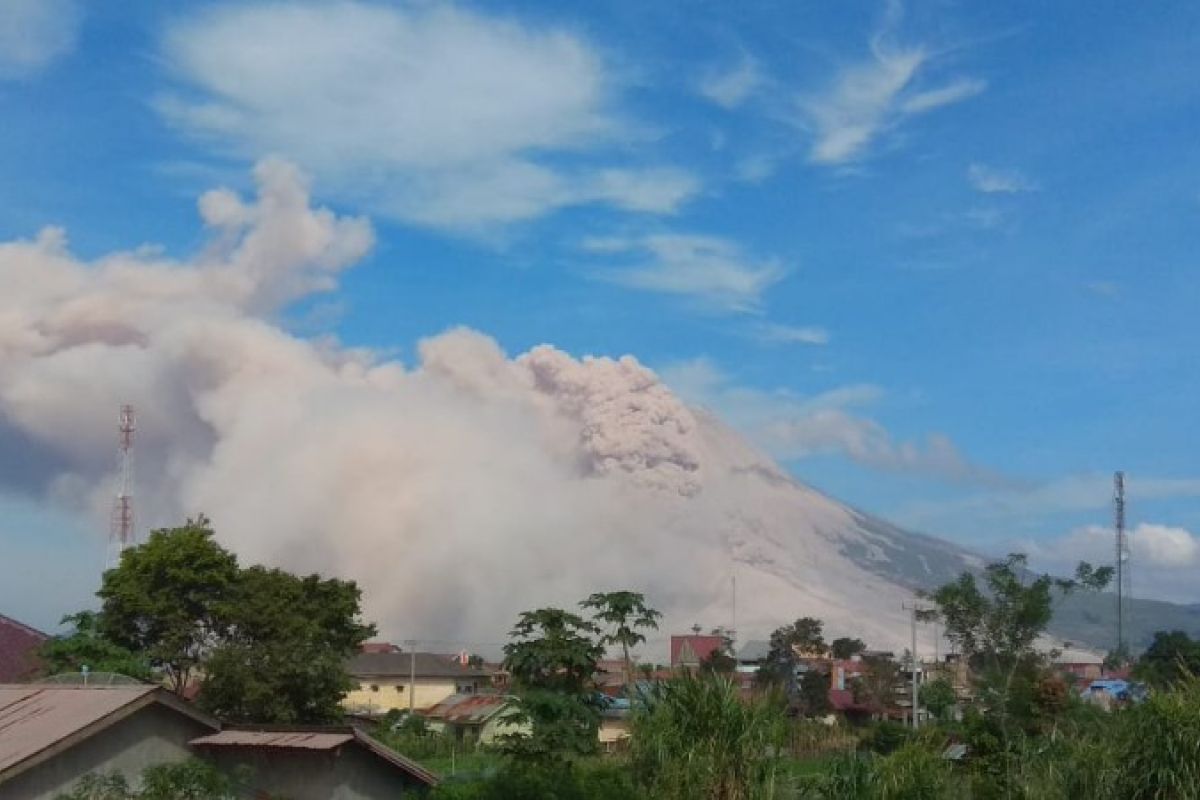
[699,646,737,675]
[196,566,375,723]
[38,611,152,682]
[580,591,661,690]
[756,616,827,690]
[501,607,605,760]
[830,636,867,660]
[797,668,832,717]
[921,676,957,722]
[851,655,900,716]
[54,759,247,800]
[1134,629,1200,689]
[97,517,239,694]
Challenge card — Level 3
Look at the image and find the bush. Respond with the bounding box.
[430,760,641,800]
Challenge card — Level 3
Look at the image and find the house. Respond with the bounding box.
[669,634,726,669]
[0,684,219,800]
[0,614,48,683]
[735,640,770,675]
[419,693,526,745]
[344,644,490,715]
[0,684,438,800]
[192,727,436,799]
[1052,646,1105,682]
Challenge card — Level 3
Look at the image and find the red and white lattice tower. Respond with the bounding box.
[106,405,136,569]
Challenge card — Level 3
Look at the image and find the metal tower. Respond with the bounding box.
[106,405,136,568]
[1114,471,1131,653]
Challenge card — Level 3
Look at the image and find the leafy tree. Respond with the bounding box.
[851,655,900,716]
[54,759,249,800]
[797,668,832,717]
[830,636,867,660]
[1134,629,1200,689]
[501,607,605,760]
[580,591,661,689]
[38,611,152,682]
[756,616,827,690]
[97,517,239,694]
[699,646,737,675]
[196,566,375,723]
[921,676,957,721]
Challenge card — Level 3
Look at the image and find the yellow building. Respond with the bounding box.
[343,646,491,716]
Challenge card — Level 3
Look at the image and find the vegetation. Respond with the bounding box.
[829,637,866,660]
[757,617,827,691]
[50,516,374,724]
[55,760,251,800]
[1134,629,1200,688]
[581,591,662,689]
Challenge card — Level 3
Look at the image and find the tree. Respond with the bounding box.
[830,636,866,660]
[196,566,375,723]
[851,655,900,716]
[921,676,957,722]
[501,607,605,759]
[38,611,152,682]
[756,617,827,690]
[580,591,661,691]
[797,668,832,717]
[1135,630,1200,689]
[54,759,248,800]
[97,517,239,694]
[699,647,737,676]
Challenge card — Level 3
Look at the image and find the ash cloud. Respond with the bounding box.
[0,160,927,652]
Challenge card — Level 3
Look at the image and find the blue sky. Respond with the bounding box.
[2,0,1199,628]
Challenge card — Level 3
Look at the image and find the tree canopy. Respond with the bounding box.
[1135,630,1200,689]
[38,611,152,682]
[580,590,661,687]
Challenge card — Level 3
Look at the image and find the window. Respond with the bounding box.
[370,684,380,692]
[396,685,406,693]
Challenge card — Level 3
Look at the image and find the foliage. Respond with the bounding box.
[501,607,605,760]
[431,759,641,800]
[97,517,239,693]
[55,759,249,800]
[920,677,957,722]
[830,637,866,661]
[580,591,661,688]
[700,645,738,675]
[757,617,827,690]
[38,611,152,682]
[630,671,788,800]
[850,655,899,716]
[196,565,375,723]
[797,669,832,717]
[858,721,910,756]
[1134,629,1200,689]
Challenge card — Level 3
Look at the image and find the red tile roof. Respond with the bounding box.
[0,614,48,683]
[670,635,725,667]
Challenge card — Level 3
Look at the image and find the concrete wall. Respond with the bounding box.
[203,743,426,800]
[0,704,215,800]
[344,676,482,714]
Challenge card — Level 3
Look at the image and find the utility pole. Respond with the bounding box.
[902,601,932,730]
[404,639,417,713]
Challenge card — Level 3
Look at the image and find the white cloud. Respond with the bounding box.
[660,358,1007,486]
[158,2,699,231]
[967,163,1036,194]
[698,56,762,109]
[587,234,786,313]
[801,28,983,165]
[752,322,831,346]
[0,0,82,79]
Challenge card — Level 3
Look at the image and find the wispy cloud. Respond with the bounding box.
[157,2,699,231]
[661,358,1011,487]
[751,322,831,346]
[0,0,82,79]
[698,56,762,109]
[967,163,1036,194]
[587,234,786,313]
[800,16,983,165]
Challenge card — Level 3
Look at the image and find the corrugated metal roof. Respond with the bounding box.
[349,651,489,679]
[0,684,219,779]
[422,693,511,724]
[192,730,353,749]
[0,614,48,682]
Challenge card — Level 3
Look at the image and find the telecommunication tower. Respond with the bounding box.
[1114,471,1132,653]
[106,405,136,569]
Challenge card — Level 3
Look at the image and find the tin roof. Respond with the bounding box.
[349,651,489,680]
[192,727,439,787]
[670,635,725,666]
[421,693,511,724]
[0,684,218,782]
[0,614,48,683]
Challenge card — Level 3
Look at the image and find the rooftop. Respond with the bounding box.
[348,650,490,680]
[421,693,512,724]
[0,613,48,683]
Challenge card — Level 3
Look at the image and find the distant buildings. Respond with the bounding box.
[420,693,524,745]
[669,634,726,669]
[344,643,491,716]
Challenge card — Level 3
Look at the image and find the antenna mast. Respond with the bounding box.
[1114,471,1131,653]
[107,405,136,568]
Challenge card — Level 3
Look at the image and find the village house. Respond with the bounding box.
[419,693,526,745]
[669,633,726,669]
[0,684,437,800]
[344,644,491,715]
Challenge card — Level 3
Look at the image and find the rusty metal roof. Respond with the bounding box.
[0,685,218,781]
[191,730,354,749]
[0,614,48,683]
[192,727,439,787]
[421,693,511,725]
